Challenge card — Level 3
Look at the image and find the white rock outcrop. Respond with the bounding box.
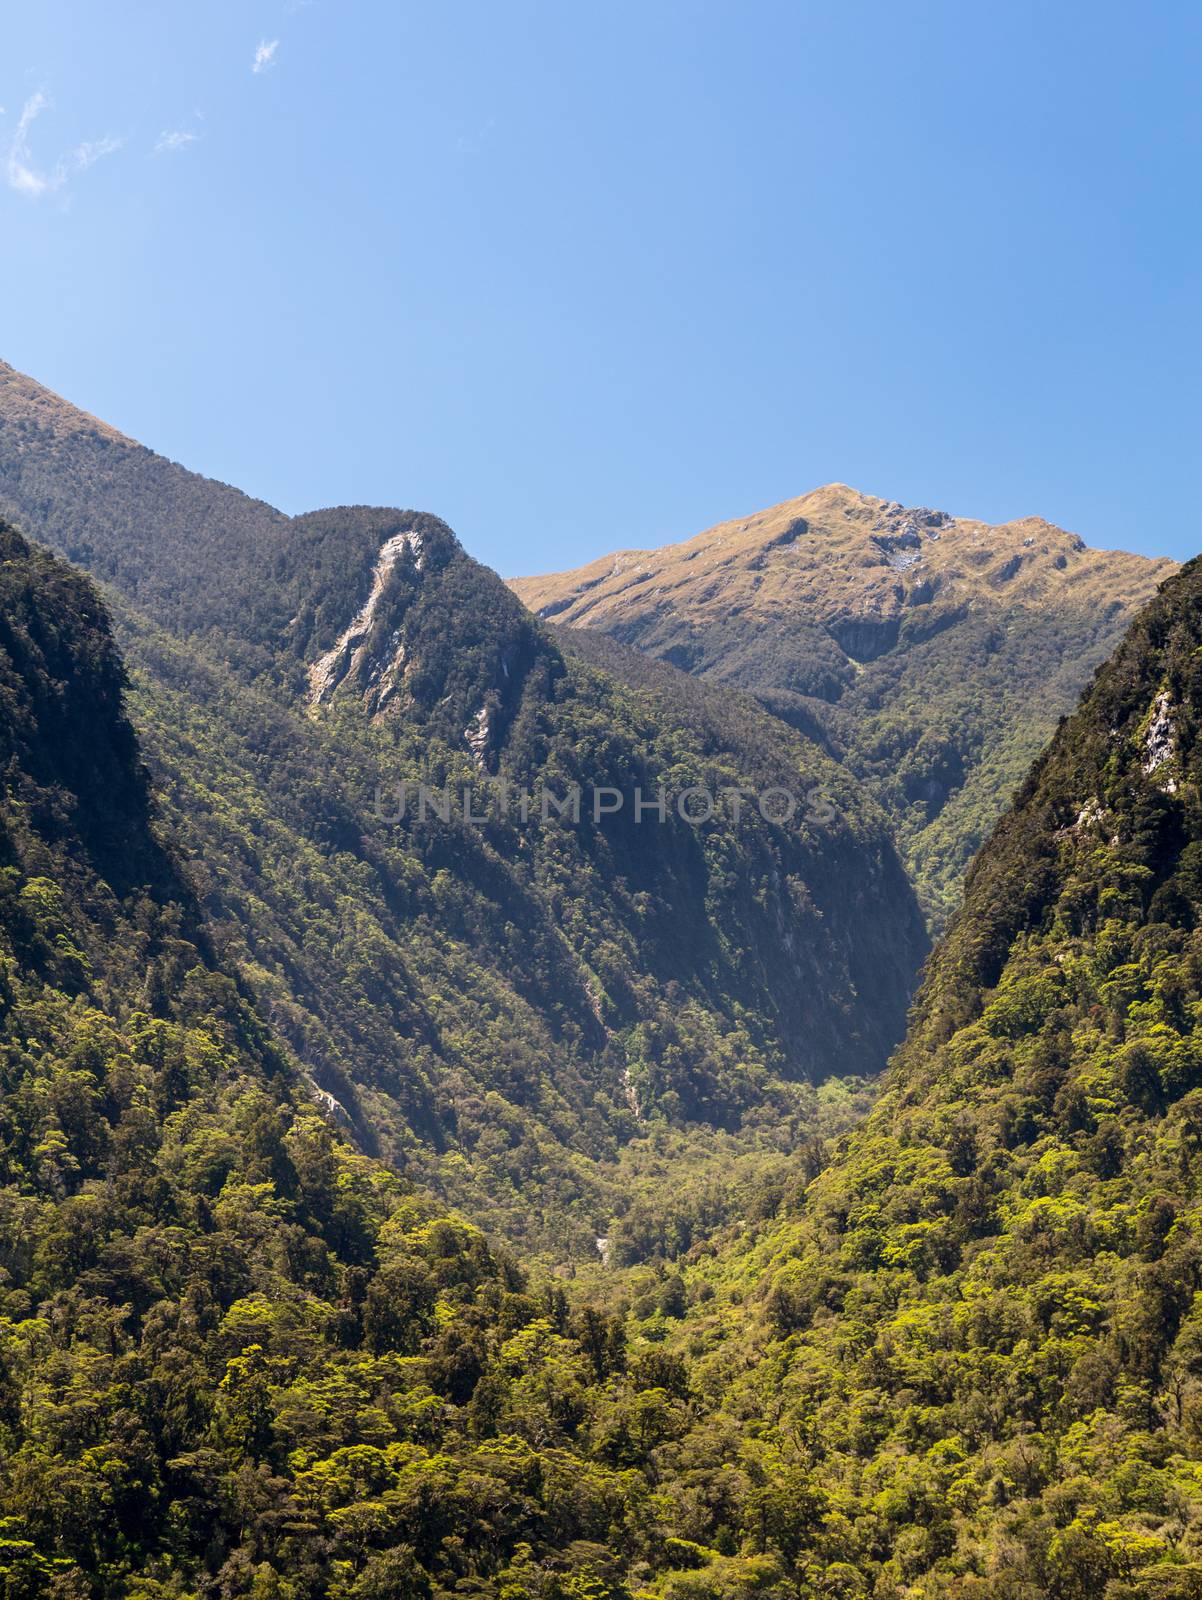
[308,530,424,706]
[1142,690,1177,788]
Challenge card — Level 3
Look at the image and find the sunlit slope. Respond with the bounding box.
[659,547,1202,1596]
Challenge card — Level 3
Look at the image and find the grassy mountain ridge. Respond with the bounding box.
[0,361,928,1254]
[510,483,1177,926]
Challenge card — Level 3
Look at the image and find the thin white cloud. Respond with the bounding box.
[5,91,122,199]
[73,135,123,173]
[252,38,280,74]
[7,91,52,197]
[154,128,200,156]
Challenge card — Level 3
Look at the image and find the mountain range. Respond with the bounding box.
[657,540,1202,1597]
[0,359,1199,1597]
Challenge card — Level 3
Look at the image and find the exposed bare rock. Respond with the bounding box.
[465,704,492,767]
[308,529,424,706]
[1142,689,1178,788]
[307,1080,354,1129]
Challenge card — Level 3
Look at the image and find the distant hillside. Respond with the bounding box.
[7,369,1202,1598]
[0,362,927,1254]
[511,484,1177,926]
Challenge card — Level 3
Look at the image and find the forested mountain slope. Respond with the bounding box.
[0,362,927,1254]
[0,358,288,631]
[511,484,1176,927]
[6,377,1202,1598]
[5,481,1202,1595]
[0,522,670,1598]
[649,547,1202,1597]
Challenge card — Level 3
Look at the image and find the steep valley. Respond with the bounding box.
[641,544,1202,1596]
[0,362,926,1256]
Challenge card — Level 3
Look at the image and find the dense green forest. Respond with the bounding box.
[0,519,746,1598]
[119,567,916,1255]
[2,469,1202,1600]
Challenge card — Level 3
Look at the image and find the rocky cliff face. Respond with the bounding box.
[308,528,425,709]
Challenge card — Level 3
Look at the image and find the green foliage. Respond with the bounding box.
[527,521,1167,933]
[642,553,1202,1595]
[10,366,1202,1600]
[786,601,1154,929]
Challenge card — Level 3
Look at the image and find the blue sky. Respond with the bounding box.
[2,1,1199,574]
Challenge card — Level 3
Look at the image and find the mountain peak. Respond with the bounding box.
[510,486,1173,638]
[509,490,1176,928]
